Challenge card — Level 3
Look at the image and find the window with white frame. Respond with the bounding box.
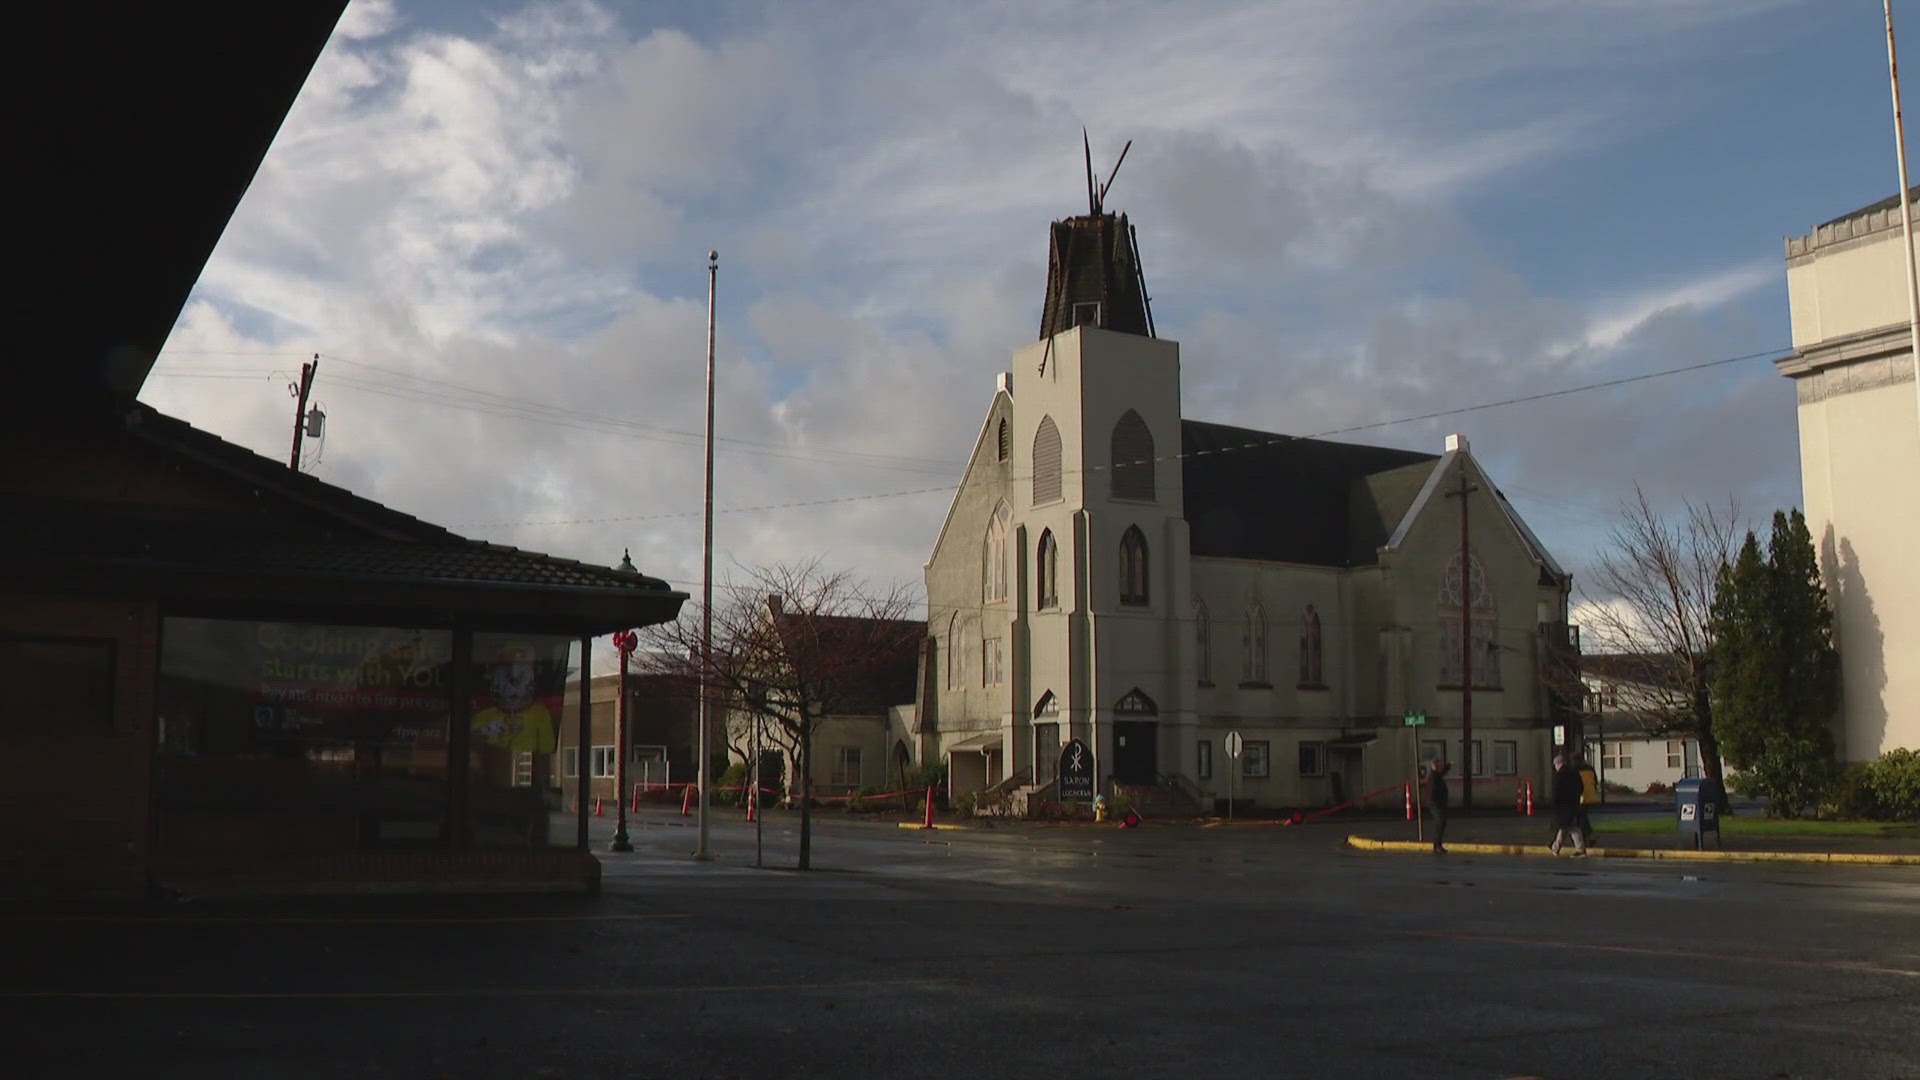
[1419,739,1445,767]
[1242,739,1271,779]
[982,637,1004,686]
[1467,739,1485,777]
[1297,739,1326,777]
[1666,740,1683,769]
[1243,599,1268,684]
[832,746,863,787]
[1493,740,1517,777]
[1197,738,1213,780]
[591,745,617,779]
[1603,742,1632,771]
[563,746,579,778]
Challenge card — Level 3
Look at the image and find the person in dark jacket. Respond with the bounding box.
[1550,754,1588,857]
[1426,759,1450,854]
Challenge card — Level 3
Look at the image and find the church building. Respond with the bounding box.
[913,204,1576,812]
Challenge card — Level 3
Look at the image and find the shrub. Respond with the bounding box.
[1644,780,1672,795]
[844,784,891,814]
[715,762,750,806]
[1835,748,1920,821]
[1601,780,1636,795]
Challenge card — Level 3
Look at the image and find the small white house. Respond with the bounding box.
[1580,653,1729,795]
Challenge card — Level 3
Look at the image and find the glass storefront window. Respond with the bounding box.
[467,632,575,848]
[157,618,454,850]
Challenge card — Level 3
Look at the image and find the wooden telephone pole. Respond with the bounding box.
[287,354,318,470]
[1445,453,1479,809]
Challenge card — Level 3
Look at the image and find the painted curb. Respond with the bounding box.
[897,822,968,831]
[1345,835,1920,866]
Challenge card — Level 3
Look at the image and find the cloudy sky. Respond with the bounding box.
[143,0,1908,651]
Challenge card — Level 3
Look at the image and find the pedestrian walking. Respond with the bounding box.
[1426,759,1450,854]
[1550,754,1588,857]
[1573,752,1597,840]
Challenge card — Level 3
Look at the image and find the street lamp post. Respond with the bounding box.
[610,625,638,853]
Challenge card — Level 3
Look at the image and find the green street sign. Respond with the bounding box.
[1403,709,1427,727]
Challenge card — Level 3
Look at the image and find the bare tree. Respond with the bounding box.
[640,561,922,870]
[1579,487,1739,804]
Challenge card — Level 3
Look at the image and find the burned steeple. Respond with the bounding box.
[1038,135,1156,340]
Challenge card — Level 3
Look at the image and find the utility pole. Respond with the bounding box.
[1444,445,1479,810]
[287,354,318,470]
[695,251,717,862]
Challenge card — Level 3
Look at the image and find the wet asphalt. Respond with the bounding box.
[6,806,1918,1079]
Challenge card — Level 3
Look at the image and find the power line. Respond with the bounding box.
[147,353,964,477]
[461,344,1790,528]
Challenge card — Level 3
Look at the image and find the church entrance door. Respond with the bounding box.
[1112,720,1158,785]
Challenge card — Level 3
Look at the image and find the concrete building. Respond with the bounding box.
[915,206,1577,811]
[1779,191,1920,762]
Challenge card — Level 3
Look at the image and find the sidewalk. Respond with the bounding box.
[1345,810,1920,866]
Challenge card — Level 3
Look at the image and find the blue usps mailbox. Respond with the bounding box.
[1674,777,1723,849]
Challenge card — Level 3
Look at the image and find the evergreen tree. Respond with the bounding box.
[1708,510,1841,817]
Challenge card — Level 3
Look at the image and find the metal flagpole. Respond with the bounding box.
[748,711,756,860]
[1884,0,1920,431]
[695,250,717,861]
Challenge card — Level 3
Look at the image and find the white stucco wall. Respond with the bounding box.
[1782,217,1920,762]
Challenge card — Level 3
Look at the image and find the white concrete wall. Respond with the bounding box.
[1784,221,1920,762]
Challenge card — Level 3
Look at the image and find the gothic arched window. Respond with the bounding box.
[1110,409,1155,502]
[1243,599,1268,683]
[996,418,1009,462]
[1037,528,1059,609]
[982,501,1010,603]
[1193,598,1212,685]
[1298,604,1324,686]
[1438,551,1500,689]
[1033,416,1062,505]
[1119,525,1149,606]
[946,612,961,689]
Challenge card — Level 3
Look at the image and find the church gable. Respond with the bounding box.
[926,389,1014,562]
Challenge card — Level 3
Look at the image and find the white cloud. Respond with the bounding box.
[145,0,1815,629]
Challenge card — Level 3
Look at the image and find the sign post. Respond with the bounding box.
[1404,709,1426,841]
[1224,731,1243,821]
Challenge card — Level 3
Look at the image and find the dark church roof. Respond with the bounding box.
[1038,213,1154,339]
[1181,420,1438,568]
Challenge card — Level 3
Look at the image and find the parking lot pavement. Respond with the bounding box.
[8,809,1919,1078]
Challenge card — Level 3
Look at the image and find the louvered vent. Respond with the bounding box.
[1033,416,1062,504]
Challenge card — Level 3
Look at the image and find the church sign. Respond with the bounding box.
[1058,737,1095,799]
